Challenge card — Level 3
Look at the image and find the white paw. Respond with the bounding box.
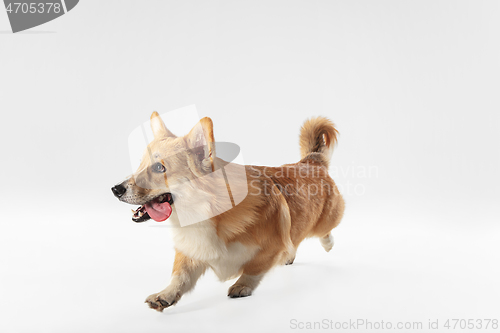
[145,288,181,312]
[320,234,334,252]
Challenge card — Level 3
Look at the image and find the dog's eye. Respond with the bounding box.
[152,162,166,173]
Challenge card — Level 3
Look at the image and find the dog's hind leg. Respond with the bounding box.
[281,246,297,265]
[311,195,344,252]
[276,188,295,265]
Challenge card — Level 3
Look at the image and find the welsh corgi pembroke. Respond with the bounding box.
[111,113,345,311]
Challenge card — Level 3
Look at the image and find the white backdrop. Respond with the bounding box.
[1,1,499,332]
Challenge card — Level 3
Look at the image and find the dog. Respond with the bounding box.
[111,112,345,311]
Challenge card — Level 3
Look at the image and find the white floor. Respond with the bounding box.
[1,193,499,333]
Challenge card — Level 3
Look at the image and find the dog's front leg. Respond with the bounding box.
[228,249,280,298]
[145,250,207,312]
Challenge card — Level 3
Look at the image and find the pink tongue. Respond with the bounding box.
[145,201,172,222]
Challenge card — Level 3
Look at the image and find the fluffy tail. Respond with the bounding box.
[299,117,339,166]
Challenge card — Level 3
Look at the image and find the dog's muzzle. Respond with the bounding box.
[112,183,174,223]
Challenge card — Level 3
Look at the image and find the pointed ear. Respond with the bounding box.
[150,112,176,139]
[185,117,216,171]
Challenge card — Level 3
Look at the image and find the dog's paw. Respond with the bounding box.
[320,234,334,252]
[145,290,181,312]
[280,249,297,266]
[228,284,253,298]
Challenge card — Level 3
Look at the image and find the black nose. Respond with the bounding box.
[111,184,126,198]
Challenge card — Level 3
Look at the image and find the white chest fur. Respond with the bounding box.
[169,219,259,281]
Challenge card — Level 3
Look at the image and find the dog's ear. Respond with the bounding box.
[150,112,176,139]
[185,117,216,172]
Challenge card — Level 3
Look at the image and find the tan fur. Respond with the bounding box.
[117,114,345,311]
[299,116,339,166]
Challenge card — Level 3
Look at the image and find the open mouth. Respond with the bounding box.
[132,193,174,223]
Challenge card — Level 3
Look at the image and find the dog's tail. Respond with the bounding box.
[299,116,339,166]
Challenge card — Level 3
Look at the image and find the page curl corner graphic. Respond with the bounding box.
[4,0,79,33]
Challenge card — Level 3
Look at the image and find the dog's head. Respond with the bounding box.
[111,112,217,223]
